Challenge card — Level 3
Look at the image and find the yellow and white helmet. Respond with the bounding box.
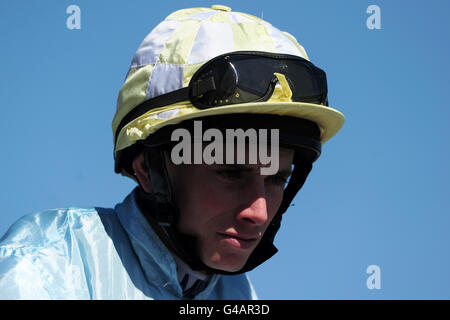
[112,5,345,177]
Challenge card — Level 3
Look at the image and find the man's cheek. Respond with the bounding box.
[266,193,284,219]
[201,186,232,209]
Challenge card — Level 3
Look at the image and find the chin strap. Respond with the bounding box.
[143,147,176,226]
[137,146,313,275]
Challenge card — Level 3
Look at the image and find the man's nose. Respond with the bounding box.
[237,183,269,226]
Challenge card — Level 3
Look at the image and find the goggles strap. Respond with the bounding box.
[115,87,189,146]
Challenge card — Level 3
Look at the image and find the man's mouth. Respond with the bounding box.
[217,232,259,250]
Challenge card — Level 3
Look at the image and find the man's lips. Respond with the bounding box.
[218,232,259,250]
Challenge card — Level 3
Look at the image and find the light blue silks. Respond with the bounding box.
[0,189,258,299]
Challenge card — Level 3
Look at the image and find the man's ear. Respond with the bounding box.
[132,152,152,193]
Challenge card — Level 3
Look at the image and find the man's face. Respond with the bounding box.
[166,147,294,272]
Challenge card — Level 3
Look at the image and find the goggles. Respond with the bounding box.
[115,51,328,144]
[189,51,328,109]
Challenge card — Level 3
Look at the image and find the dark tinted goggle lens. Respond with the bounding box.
[190,58,238,106]
[189,52,328,109]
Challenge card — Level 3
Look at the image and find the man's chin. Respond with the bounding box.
[208,264,244,273]
[203,253,249,273]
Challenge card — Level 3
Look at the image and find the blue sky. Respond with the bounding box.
[1,0,449,299]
